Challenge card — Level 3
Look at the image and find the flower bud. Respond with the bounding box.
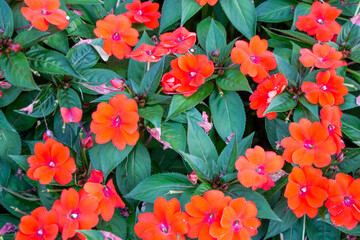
[110,78,125,89]
[335,152,344,162]
[43,130,54,140]
[9,42,20,52]
[82,135,93,149]
[211,49,219,58]
[188,170,198,185]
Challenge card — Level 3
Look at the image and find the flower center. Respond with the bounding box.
[137,10,143,15]
[103,186,111,197]
[207,213,215,224]
[37,228,44,237]
[250,56,258,63]
[320,85,328,91]
[304,141,314,149]
[318,58,324,62]
[232,220,242,232]
[177,38,182,43]
[112,116,122,127]
[317,18,324,24]
[160,223,168,233]
[328,124,335,134]
[49,161,56,167]
[344,196,354,207]
[70,213,79,219]
[112,32,121,41]
[190,72,197,77]
[256,166,265,175]
[300,186,307,196]
[41,9,47,15]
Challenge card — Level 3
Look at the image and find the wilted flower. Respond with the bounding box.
[197,111,213,134]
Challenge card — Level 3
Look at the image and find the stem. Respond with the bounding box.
[123,84,133,96]
[156,87,163,94]
[14,23,32,30]
[355,1,360,15]
[302,215,306,240]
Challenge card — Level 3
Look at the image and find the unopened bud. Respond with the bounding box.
[211,49,219,58]
[188,170,198,185]
[43,130,54,140]
[110,78,125,89]
[82,135,93,149]
[335,152,344,162]
[9,42,21,52]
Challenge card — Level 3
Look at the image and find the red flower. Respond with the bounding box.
[16,207,58,240]
[90,94,139,150]
[196,0,218,6]
[88,169,104,183]
[249,73,288,119]
[124,0,161,29]
[52,188,99,240]
[320,105,345,154]
[134,197,189,240]
[162,53,214,96]
[301,69,348,107]
[326,173,360,229]
[235,146,284,191]
[161,73,182,93]
[231,35,277,83]
[281,118,337,168]
[84,172,125,221]
[185,190,231,240]
[284,166,328,218]
[21,0,69,31]
[209,198,261,240]
[60,107,83,124]
[296,1,342,42]
[94,14,139,60]
[158,27,196,54]
[27,139,76,185]
[299,43,346,69]
[128,44,168,62]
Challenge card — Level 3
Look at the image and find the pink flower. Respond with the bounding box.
[356,95,360,106]
[81,83,124,95]
[197,111,213,134]
[351,13,360,26]
[188,170,198,185]
[146,126,171,150]
[60,107,83,123]
[19,100,39,115]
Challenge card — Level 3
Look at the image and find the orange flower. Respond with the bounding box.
[209,198,261,240]
[281,118,337,168]
[162,53,214,96]
[296,1,342,42]
[235,146,284,191]
[128,43,167,62]
[21,0,69,31]
[16,207,58,240]
[301,69,348,107]
[231,35,277,83]
[325,173,360,229]
[134,197,189,240]
[60,107,83,124]
[284,166,328,218]
[90,94,139,150]
[27,139,76,185]
[320,105,345,154]
[52,188,99,240]
[299,43,346,69]
[94,14,139,60]
[84,170,125,221]
[158,27,196,54]
[196,0,218,6]
[185,190,232,240]
[249,73,288,120]
[124,0,161,29]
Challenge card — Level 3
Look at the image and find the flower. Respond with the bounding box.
[231,35,277,83]
[196,0,218,6]
[124,0,161,29]
[301,69,348,107]
[134,197,189,240]
[209,197,261,240]
[9,42,21,52]
[284,166,328,218]
[110,79,125,90]
[43,129,54,140]
[82,136,93,149]
[249,73,288,119]
[84,172,125,221]
[88,169,104,183]
[325,173,360,229]
[299,43,346,69]
[281,118,337,168]
[0,223,17,236]
[21,0,69,31]
[19,100,39,115]
[235,146,284,191]
[158,27,196,54]
[128,43,167,62]
[60,107,83,124]
[320,105,345,154]
[162,53,214,96]
[161,73,182,93]
[90,94,139,150]
[197,111,213,134]
[94,14,139,60]
[15,207,58,240]
[185,190,231,240]
[188,170,198,185]
[27,138,76,185]
[52,188,99,240]
[146,126,172,150]
[351,13,360,26]
[296,1,342,42]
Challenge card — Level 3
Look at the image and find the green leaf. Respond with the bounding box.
[159,0,182,33]
[167,81,214,120]
[125,173,196,202]
[339,93,359,111]
[256,0,296,23]
[217,133,237,174]
[265,198,298,238]
[44,31,69,54]
[0,52,38,89]
[236,133,255,158]
[139,105,163,128]
[140,57,165,95]
[65,0,102,4]
[342,113,360,145]
[0,86,22,108]
[0,0,14,37]
[179,151,213,180]
[274,54,298,86]
[339,148,360,173]
[67,44,99,71]
[275,29,318,46]
[14,29,51,48]
[216,69,252,92]
[181,0,202,26]
[89,141,134,179]
[0,110,21,166]
[337,21,360,48]
[219,0,256,40]
[307,217,340,240]
[206,19,227,55]
[298,96,319,120]
[161,121,186,152]
[197,17,227,51]
[329,221,360,236]
[264,92,297,115]
[209,88,246,141]
[265,117,290,150]
[76,230,104,240]
[58,88,82,109]
[8,155,29,171]
[227,184,281,221]
[25,47,82,78]
[218,38,237,63]
[97,211,127,239]
[116,142,151,196]
[187,116,218,169]
[291,3,311,30]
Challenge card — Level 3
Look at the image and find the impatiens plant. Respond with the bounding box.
[1,0,360,239]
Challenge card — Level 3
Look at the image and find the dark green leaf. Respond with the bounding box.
[140,57,165,95]
[139,105,163,128]
[0,86,22,108]
[216,69,252,92]
[179,151,213,180]
[14,29,51,48]
[161,121,186,152]
[67,44,99,71]
[197,17,227,51]
[342,113,360,145]
[97,211,127,239]
[307,217,340,240]
[159,0,182,33]
[274,54,298,86]
[206,19,227,55]
[218,133,237,174]
[337,21,360,48]
[264,92,297,114]
[181,0,202,26]
[256,0,296,23]
[265,117,290,150]
[58,88,82,109]
[339,148,360,173]
[291,3,311,30]
[339,93,359,111]
[76,230,104,240]
[0,110,21,165]
[9,155,29,171]
[44,31,69,54]
[0,0,14,37]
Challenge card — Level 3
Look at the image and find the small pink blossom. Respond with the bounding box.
[18,100,39,115]
[73,39,93,48]
[226,132,235,144]
[0,223,17,235]
[81,83,124,95]
[197,111,213,134]
[188,170,198,185]
[0,81,11,89]
[101,231,123,240]
[356,95,360,106]
[60,107,83,123]
[351,13,360,26]
[146,126,172,150]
